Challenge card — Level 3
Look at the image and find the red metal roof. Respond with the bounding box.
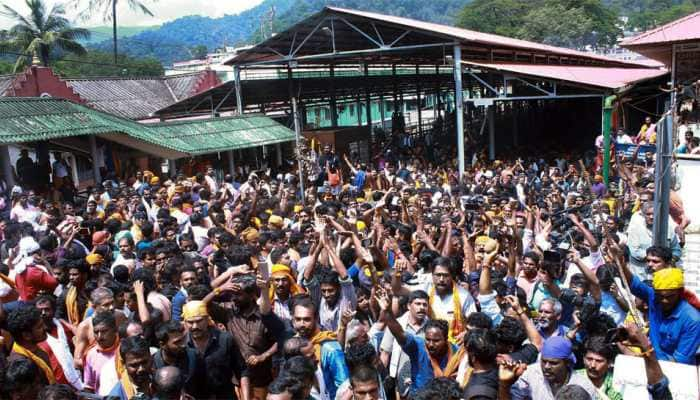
[462,61,667,90]
[621,11,700,47]
[326,6,648,68]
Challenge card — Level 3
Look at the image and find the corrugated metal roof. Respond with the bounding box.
[0,97,294,158]
[327,7,644,67]
[148,115,295,156]
[620,11,700,47]
[462,61,668,89]
[64,72,204,120]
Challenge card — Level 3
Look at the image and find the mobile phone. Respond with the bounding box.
[258,261,269,281]
[361,238,372,247]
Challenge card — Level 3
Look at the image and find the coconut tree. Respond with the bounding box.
[70,0,155,63]
[0,0,91,72]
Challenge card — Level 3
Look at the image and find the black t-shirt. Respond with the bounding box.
[464,368,499,393]
[510,343,539,364]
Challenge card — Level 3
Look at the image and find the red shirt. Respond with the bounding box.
[14,266,58,301]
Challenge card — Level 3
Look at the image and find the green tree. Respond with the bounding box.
[0,0,90,72]
[456,0,621,49]
[190,44,207,59]
[53,50,163,77]
[70,0,155,63]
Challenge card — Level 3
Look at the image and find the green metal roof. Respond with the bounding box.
[148,115,295,156]
[0,97,295,158]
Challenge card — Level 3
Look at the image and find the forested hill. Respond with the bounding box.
[88,0,700,66]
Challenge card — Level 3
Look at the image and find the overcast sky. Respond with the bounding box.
[0,0,265,29]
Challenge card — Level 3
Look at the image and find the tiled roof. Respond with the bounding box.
[0,97,294,158]
[64,72,210,120]
[0,74,18,96]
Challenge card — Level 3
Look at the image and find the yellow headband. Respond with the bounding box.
[271,263,292,276]
[652,268,684,290]
[182,301,210,320]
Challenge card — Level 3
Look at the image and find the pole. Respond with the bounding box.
[275,143,282,167]
[416,65,422,135]
[602,95,616,186]
[330,65,338,127]
[488,104,496,160]
[379,93,386,131]
[234,66,243,115]
[292,97,305,203]
[364,64,372,128]
[88,135,102,184]
[453,44,465,181]
[112,0,118,64]
[0,145,15,189]
[653,104,673,247]
[226,150,235,176]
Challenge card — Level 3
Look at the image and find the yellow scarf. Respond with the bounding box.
[66,286,80,326]
[268,264,304,302]
[429,283,464,344]
[428,343,454,377]
[310,329,338,361]
[12,342,56,384]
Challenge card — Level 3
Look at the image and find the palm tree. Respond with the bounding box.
[70,0,154,64]
[0,0,91,72]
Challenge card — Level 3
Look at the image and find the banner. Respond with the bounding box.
[614,143,656,158]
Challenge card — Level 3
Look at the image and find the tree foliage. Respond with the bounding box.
[0,0,91,71]
[53,50,163,77]
[456,0,621,49]
[607,0,700,30]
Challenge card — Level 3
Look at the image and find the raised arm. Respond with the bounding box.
[566,250,601,303]
[376,291,407,346]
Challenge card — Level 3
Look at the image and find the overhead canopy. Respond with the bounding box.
[462,61,668,90]
[228,6,648,68]
[621,11,700,64]
[147,115,296,156]
[0,97,295,158]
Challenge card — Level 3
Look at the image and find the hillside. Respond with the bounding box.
[87,0,700,66]
[83,25,160,45]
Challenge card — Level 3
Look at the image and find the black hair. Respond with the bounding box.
[119,335,151,360]
[186,284,211,301]
[425,319,449,340]
[418,249,440,272]
[645,245,673,263]
[466,312,493,330]
[554,385,591,400]
[155,320,184,344]
[35,293,57,309]
[350,364,379,386]
[522,251,540,265]
[431,256,458,278]
[37,384,78,400]
[495,316,527,349]
[465,329,497,365]
[270,247,288,264]
[3,358,40,395]
[339,247,356,268]
[93,310,117,330]
[6,305,41,341]
[318,266,340,286]
[112,264,130,284]
[584,335,616,362]
[407,289,429,303]
[267,372,304,398]
[233,274,259,295]
[132,267,157,293]
[345,342,377,372]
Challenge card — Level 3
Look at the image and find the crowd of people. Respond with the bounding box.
[0,124,699,400]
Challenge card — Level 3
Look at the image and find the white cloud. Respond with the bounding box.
[0,0,265,29]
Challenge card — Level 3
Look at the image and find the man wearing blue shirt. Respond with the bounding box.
[377,291,458,394]
[622,265,700,364]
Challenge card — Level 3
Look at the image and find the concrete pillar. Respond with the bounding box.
[88,135,102,184]
[0,145,15,189]
[68,154,79,186]
[356,96,362,126]
[292,97,305,203]
[379,94,386,131]
[275,143,282,167]
[488,104,496,160]
[226,150,235,176]
[416,65,422,135]
[453,45,465,181]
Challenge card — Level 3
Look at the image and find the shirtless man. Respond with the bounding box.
[72,287,130,369]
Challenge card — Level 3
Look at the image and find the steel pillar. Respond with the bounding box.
[330,65,338,127]
[453,45,465,181]
[234,66,243,115]
[292,97,305,203]
[653,104,673,247]
[227,150,235,176]
[488,104,496,160]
